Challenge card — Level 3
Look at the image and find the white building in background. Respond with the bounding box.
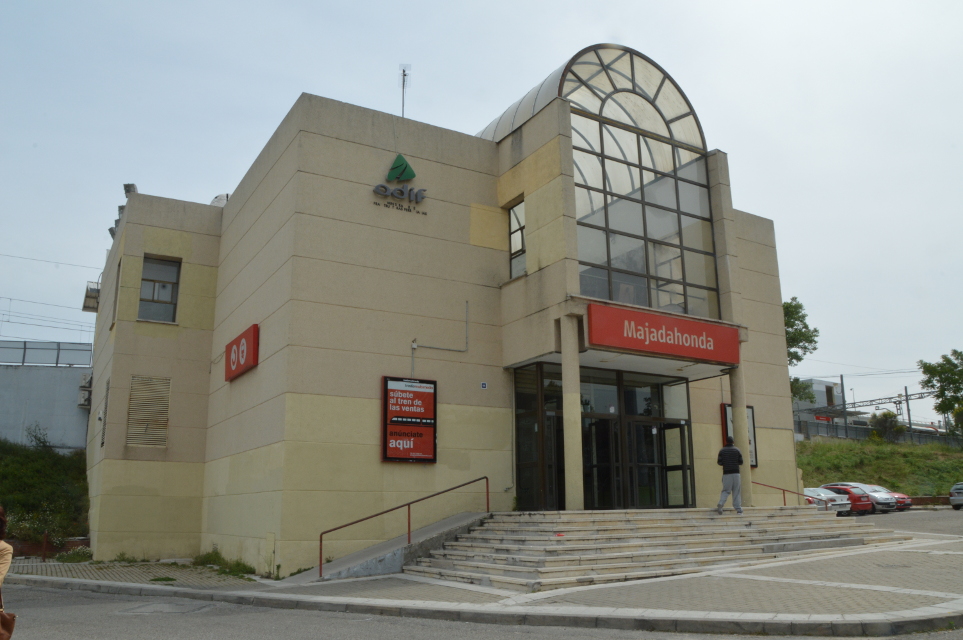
[0,341,93,450]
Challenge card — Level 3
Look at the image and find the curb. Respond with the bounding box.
[7,574,963,636]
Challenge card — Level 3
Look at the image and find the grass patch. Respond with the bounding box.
[112,552,147,563]
[797,439,963,495]
[0,426,88,546]
[149,576,176,582]
[192,548,255,577]
[55,546,92,563]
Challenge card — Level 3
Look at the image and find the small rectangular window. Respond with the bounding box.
[509,202,526,279]
[138,258,180,323]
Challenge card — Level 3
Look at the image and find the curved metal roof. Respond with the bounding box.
[477,44,706,151]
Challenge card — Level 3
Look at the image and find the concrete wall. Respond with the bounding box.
[0,365,91,449]
[86,193,221,561]
[202,94,514,576]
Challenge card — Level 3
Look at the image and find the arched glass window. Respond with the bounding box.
[480,45,719,319]
[566,47,717,318]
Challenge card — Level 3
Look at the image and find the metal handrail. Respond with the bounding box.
[319,476,490,578]
[752,481,828,507]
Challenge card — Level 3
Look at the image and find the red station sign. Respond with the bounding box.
[224,324,260,382]
[382,377,437,463]
[587,304,740,365]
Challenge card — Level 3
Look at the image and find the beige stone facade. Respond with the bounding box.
[86,45,800,575]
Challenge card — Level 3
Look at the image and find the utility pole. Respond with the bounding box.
[840,374,848,438]
[905,386,913,442]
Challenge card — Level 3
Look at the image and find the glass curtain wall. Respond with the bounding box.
[564,48,720,319]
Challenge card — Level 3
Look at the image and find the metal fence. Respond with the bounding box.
[795,419,962,448]
[0,341,92,366]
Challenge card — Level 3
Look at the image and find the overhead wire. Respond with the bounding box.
[1,311,94,327]
[0,253,101,270]
[0,296,87,310]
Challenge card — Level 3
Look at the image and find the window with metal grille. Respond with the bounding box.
[100,378,110,448]
[509,202,526,279]
[126,375,170,447]
[138,258,180,323]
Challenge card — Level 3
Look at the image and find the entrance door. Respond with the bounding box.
[625,420,662,508]
[514,364,695,511]
[662,422,692,507]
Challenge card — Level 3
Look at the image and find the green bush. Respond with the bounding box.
[192,547,255,577]
[0,427,88,544]
[797,439,963,495]
[55,546,93,563]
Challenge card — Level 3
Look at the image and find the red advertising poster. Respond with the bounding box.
[382,377,437,462]
[587,304,740,365]
[225,324,260,382]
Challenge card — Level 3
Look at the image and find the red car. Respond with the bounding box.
[821,485,874,515]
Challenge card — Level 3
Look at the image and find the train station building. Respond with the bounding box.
[84,44,799,575]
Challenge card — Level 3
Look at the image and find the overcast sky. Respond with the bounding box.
[1,1,960,423]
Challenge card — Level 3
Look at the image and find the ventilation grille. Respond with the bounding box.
[126,375,170,447]
[100,378,110,448]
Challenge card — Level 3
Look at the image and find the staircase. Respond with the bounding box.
[403,506,911,592]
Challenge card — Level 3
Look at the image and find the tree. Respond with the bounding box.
[918,349,963,417]
[784,297,820,402]
[869,411,905,443]
[784,297,820,366]
[790,378,816,404]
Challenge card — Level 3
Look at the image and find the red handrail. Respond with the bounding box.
[752,481,828,507]
[319,476,489,578]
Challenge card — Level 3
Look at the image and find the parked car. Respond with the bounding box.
[819,485,873,515]
[855,484,912,511]
[821,483,897,514]
[804,487,851,516]
[951,483,963,511]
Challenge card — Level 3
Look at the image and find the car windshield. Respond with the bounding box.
[867,486,887,492]
[953,484,963,490]
[850,488,866,495]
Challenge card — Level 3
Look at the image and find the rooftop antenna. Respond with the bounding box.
[399,64,412,118]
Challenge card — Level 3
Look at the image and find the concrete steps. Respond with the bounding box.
[402,506,912,592]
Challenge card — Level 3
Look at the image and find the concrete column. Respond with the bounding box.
[560,314,584,510]
[728,360,754,507]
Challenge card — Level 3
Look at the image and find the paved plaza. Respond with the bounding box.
[6,510,963,636]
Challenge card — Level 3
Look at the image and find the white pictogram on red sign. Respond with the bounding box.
[239,338,247,365]
[230,344,238,370]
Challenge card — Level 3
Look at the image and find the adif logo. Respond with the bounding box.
[373,154,427,203]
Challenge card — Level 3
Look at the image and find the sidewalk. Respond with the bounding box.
[8,532,963,636]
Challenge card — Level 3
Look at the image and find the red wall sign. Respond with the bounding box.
[224,324,260,382]
[587,304,740,365]
[382,377,437,462]
[814,415,832,423]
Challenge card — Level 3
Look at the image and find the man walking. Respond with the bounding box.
[717,435,744,515]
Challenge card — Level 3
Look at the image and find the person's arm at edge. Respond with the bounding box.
[0,541,12,586]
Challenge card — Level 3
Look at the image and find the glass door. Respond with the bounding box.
[625,420,662,508]
[663,421,693,507]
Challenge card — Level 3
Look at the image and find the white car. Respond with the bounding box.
[804,487,851,516]
[951,482,963,510]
